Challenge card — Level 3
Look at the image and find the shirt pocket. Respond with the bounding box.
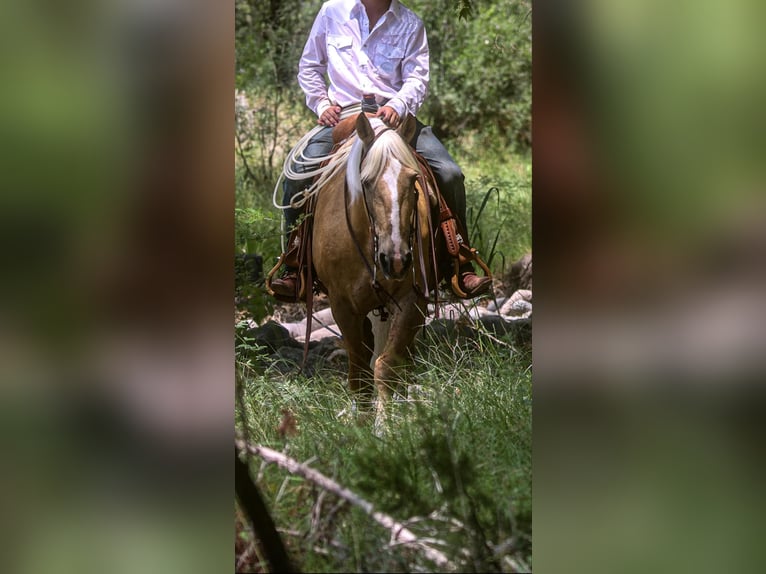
[372,41,405,76]
[327,34,353,53]
[326,34,353,69]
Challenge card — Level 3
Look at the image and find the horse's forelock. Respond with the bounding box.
[360,129,420,182]
[345,121,419,203]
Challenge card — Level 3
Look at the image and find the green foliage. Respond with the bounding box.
[236,327,531,572]
[235,0,322,91]
[463,156,532,270]
[410,0,532,152]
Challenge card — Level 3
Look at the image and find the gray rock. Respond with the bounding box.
[247,320,302,353]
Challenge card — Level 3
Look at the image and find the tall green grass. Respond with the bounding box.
[236,326,531,573]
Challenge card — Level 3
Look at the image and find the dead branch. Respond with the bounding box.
[236,440,457,571]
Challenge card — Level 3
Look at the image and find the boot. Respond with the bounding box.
[267,225,304,303]
[269,267,300,301]
[454,263,492,298]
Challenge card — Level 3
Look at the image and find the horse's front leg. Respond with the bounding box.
[374,299,426,419]
[332,302,375,415]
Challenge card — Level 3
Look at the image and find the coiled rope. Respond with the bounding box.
[272,103,364,252]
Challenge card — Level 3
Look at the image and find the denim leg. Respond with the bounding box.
[412,122,467,226]
[282,126,335,233]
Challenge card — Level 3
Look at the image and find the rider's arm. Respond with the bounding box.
[385,19,429,118]
[297,5,334,118]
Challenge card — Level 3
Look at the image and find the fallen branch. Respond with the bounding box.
[236,440,456,571]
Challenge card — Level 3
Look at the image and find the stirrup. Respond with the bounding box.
[449,247,492,299]
[266,255,305,302]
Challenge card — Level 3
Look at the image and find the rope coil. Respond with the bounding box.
[273,104,364,252]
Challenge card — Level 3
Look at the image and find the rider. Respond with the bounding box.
[270,0,492,300]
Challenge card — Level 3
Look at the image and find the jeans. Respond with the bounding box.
[282,119,466,233]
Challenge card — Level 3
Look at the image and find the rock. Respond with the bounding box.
[478,315,516,337]
[486,297,507,312]
[499,289,532,318]
[247,320,302,353]
[504,253,532,293]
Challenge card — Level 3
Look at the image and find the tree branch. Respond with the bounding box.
[235,127,258,182]
[235,440,457,571]
[235,448,298,573]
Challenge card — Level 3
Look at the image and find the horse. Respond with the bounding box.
[312,112,441,421]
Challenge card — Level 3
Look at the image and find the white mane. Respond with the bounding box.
[346,119,421,203]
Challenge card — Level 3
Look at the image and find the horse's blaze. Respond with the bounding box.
[375,158,416,279]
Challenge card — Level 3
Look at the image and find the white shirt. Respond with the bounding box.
[298,0,430,119]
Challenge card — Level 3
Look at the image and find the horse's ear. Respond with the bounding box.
[396,114,417,145]
[356,112,376,148]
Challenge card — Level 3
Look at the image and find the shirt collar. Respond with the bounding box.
[351,0,401,20]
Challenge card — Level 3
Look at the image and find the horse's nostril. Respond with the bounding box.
[403,251,412,269]
[379,252,389,270]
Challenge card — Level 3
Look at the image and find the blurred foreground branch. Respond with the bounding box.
[235,439,457,570]
[235,448,297,573]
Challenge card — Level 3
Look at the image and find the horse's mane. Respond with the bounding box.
[346,119,422,203]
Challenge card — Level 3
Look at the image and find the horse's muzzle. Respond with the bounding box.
[379,250,413,280]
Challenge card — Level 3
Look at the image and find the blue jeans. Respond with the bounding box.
[282,119,467,233]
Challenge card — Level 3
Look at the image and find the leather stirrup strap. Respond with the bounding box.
[301,195,317,370]
[302,236,313,370]
[422,178,440,318]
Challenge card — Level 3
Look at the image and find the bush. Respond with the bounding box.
[409,0,532,152]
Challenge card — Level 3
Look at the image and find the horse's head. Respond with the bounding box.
[349,112,427,280]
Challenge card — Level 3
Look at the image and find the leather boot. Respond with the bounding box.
[269,267,300,302]
[268,220,306,302]
[454,264,492,298]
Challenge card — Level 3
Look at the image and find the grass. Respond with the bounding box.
[235,326,531,573]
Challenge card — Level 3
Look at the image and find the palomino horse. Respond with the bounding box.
[312,112,440,420]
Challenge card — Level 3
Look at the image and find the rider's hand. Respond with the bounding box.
[376,105,400,127]
[318,105,342,126]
